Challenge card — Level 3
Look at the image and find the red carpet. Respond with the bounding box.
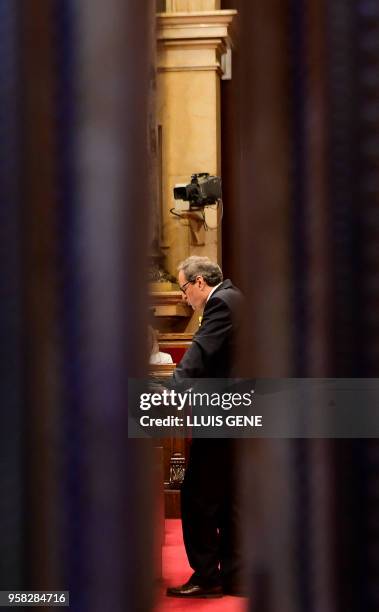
[154,519,248,612]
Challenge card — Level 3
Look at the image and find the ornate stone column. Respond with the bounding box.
[157,4,236,274]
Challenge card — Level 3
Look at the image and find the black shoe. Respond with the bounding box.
[166,580,223,598]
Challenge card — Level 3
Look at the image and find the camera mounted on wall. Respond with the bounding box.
[173,173,222,210]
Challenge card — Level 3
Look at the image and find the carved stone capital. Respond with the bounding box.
[157,10,237,78]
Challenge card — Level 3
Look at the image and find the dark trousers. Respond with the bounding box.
[180,439,243,588]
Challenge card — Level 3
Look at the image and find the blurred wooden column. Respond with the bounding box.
[23,1,155,610]
[223,1,334,612]
[229,0,379,611]
[0,0,24,590]
[303,0,331,377]
[231,0,293,378]
[223,3,297,611]
[22,0,63,593]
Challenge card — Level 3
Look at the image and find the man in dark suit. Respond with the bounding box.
[166,256,245,599]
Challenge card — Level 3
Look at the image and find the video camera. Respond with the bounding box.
[173,173,222,209]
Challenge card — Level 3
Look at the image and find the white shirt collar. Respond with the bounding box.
[206,282,222,303]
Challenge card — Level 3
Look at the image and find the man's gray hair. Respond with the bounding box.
[178,256,223,287]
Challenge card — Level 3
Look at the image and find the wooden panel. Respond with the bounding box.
[157,331,193,344]
[153,446,164,579]
[156,436,189,483]
[150,291,192,317]
[157,331,192,363]
[151,351,191,518]
[165,490,181,519]
[149,362,176,378]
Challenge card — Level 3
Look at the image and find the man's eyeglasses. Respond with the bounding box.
[179,280,193,294]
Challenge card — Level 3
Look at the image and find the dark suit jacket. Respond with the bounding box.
[172,279,243,387]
